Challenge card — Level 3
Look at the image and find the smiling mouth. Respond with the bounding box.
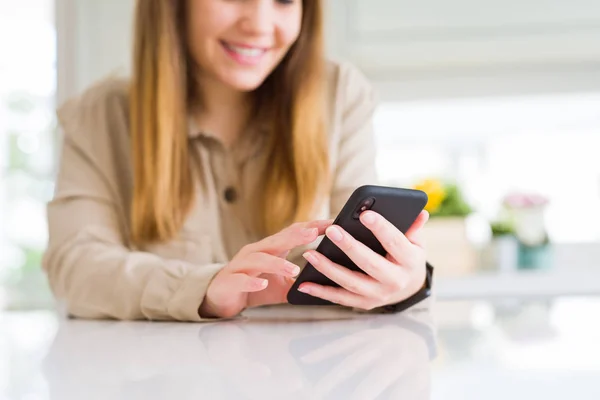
[220,41,269,64]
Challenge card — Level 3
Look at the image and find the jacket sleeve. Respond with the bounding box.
[43,92,225,322]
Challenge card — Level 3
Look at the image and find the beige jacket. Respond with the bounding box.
[43,61,428,322]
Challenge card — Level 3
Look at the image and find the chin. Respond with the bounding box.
[225,77,268,92]
[217,69,274,92]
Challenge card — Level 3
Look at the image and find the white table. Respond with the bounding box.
[2,299,600,400]
[436,267,600,300]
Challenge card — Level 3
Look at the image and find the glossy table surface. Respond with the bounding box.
[2,299,600,400]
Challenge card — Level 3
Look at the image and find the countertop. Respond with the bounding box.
[2,299,600,400]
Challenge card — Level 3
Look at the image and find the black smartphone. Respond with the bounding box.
[287,185,428,306]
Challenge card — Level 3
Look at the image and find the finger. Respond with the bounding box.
[234,252,301,277]
[406,229,425,249]
[254,224,318,254]
[305,219,335,234]
[251,220,332,255]
[324,225,395,282]
[276,249,291,259]
[227,273,270,293]
[246,275,297,308]
[269,274,298,305]
[359,211,412,263]
[297,283,375,310]
[303,250,380,298]
[405,210,429,248]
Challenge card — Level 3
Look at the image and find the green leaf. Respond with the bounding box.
[431,183,472,218]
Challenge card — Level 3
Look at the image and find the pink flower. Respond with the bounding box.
[503,193,549,209]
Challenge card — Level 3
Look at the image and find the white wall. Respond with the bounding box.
[56,0,134,103]
[57,0,600,102]
[326,0,600,100]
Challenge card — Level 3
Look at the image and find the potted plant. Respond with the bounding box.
[413,178,476,277]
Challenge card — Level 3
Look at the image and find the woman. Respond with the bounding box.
[43,0,431,321]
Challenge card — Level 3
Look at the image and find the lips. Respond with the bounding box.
[220,41,269,65]
[222,41,267,57]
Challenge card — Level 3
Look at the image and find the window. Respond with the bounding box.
[0,0,56,309]
[374,93,600,243]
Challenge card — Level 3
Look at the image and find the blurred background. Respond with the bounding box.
[1,0,600,311]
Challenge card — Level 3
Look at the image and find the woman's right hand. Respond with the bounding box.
[199,220,333,318]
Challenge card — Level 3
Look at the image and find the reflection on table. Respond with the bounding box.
[42,306,436,400]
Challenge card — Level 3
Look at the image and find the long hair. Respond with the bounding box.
[130,0,328,245]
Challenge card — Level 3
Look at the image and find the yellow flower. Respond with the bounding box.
[414,179,446,214]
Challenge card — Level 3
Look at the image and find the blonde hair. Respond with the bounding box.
[130,0,328,245]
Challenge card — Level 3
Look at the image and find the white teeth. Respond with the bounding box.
[225,43,264,57]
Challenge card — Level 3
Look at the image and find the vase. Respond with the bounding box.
[518,242,553,270]
[422,217,478,277]
[488,236,519,273]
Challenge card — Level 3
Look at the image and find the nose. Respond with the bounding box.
[240,0,275,35]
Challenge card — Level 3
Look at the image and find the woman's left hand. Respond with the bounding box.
[297,210,429,311]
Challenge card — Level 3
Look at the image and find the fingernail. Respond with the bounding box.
[361,211,376,225]
[298,286,311,294]
[326,226,343,242]
[302,251,318,266]
[286,263,301,276]
[260,279,268,288]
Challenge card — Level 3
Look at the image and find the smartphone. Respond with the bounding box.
[287,185,428,306]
